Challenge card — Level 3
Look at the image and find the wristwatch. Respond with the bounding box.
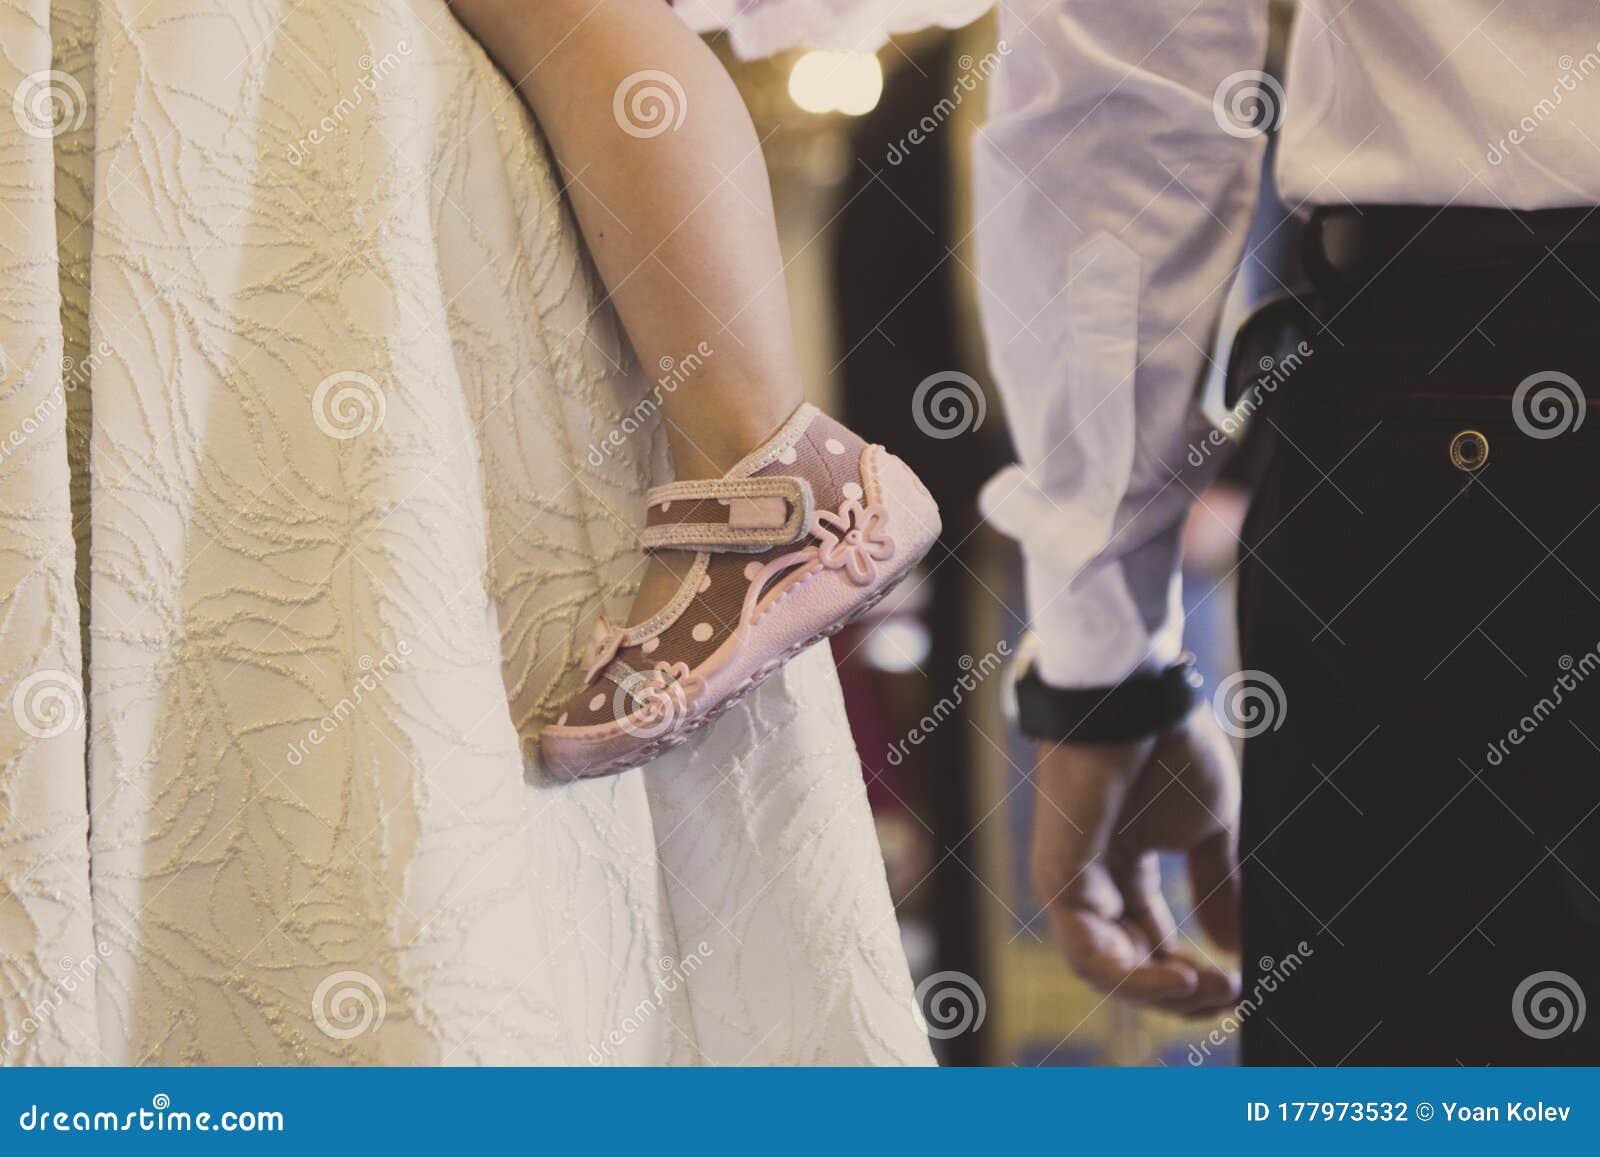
[1008,637,1203,744]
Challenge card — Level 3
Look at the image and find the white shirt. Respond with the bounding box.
[974,1,1600,689]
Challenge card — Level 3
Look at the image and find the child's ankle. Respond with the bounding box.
[665,402,800,480]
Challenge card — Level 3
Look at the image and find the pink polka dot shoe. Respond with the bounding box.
[540,403,941,780]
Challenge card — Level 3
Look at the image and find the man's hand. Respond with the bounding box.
[1030,707,1241,1017]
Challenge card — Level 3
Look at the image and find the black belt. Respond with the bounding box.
[1223,204,1600,408]
[1305,204,1600,287]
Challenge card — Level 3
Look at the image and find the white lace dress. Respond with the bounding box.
[0,0,931,1066]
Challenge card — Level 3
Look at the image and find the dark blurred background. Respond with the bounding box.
[711,4,1297,1065]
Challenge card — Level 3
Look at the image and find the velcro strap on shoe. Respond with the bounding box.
[641,476,814,553]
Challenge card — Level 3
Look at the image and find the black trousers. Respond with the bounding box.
[1237,209,1600,1065]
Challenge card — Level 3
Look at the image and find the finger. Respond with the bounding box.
[1108,851,1241,1017]
[1188,830,1242,953]
[1046,906,1200,1005]
[1091,952,1207,1006]
[1147,949,1241,1019]
[1110,887,1240,1018]
[1118,959,1207,1005]
[1113,851,1179,957]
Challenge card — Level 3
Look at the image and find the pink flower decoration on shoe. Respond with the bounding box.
[812,498,894,585]
[581,618,623,685]
[622,661,704,738]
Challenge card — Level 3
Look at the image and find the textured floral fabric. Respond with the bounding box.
[676,0,993,57]
[0,0,931,1066]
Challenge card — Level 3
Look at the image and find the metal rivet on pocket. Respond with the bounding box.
[1449,429,1489,472]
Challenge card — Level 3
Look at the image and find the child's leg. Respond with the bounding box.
[449,0,804,485]
[452,2,947,777]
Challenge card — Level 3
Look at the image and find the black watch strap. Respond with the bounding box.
[1015,654,1202,744]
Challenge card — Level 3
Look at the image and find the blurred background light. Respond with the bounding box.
[787,50,883,116]
[861,617,932,673]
